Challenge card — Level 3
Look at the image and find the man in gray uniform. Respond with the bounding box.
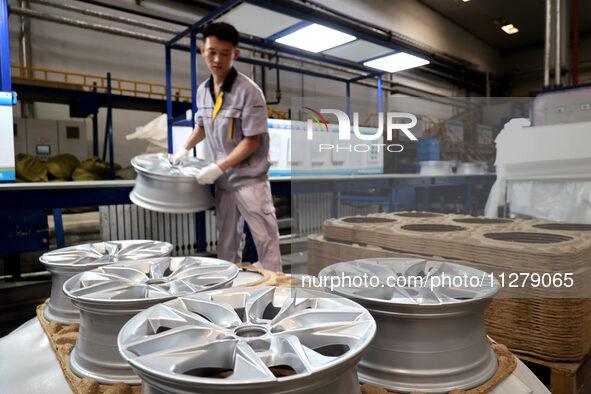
[172,22,282,272]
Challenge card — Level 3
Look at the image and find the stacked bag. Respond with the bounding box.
[15,154,131,182]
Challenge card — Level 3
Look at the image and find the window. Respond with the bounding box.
[66,126,80,139]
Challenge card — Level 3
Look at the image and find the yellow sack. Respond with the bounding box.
[15,153,48,182]
[47,154,80,180]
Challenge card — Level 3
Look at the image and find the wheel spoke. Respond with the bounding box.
[124,325,230,357]
[96,266,147,282]
[243,287,276,324]
[68,276,131,297]
[117,241,160,256]
[226,342,275,381]
[179,296,243,328]
[277,320,373,349]
[169,264,236,281]
[132,338,238,375]
[69,255,103,266]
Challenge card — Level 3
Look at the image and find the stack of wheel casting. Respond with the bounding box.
[308,212,591,361]
[29,264,300,394]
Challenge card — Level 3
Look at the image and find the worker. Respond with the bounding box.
[172,22,282,272]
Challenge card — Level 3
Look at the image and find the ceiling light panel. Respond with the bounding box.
[216,3,301,38]
[323,39,393,62]
[501,23,519,34]
[364,52,430,73]
[275,23,356,53]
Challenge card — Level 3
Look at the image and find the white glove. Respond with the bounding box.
[171,148,190,165]
[196,163,223,185]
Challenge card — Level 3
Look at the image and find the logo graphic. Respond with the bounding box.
[303,108,419,153]
[303,107,329,137]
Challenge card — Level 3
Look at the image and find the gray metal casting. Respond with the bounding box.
[40,240,173,324]
[130,153,214,213]
[319,258,500,393]
[118,287,376,394]
[418,161,453,176]
[63,256,238,384]
[456,162,486,175]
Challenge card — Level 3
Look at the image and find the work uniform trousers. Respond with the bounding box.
[215,181,282,272]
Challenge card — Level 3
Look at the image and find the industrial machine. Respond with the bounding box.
[14,117,87,161]
[268,119,384,176]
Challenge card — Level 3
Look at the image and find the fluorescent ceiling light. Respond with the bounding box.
[501,23,519,34]
[275,23,356,53]
[364,52,429,73]
[216,3,300,39]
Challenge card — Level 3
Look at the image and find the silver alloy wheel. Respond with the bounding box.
[130,153,214,213]
[63,256,238,384]
[118,287,376,394]
[456,162,486,175]
[419,160,453,175]
[40,240,173,324]
[319,258,500,393]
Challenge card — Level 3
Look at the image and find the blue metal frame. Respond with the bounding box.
[166,46,173,153]
[360,50,399,64]
[107,74,114,179]
[190,33,198,126]
[164,0,408,133]
[377,75,383,114]
[0,0,10,92]
[266,21,311,41]
[346,82,351,117]
[92,112,99,157]
[237,56,350,82]
[52,208,65,248]
[101,73,115,179]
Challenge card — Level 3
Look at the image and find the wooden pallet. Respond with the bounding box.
[515,352,591,394]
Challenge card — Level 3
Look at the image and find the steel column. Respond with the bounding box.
[464,182,472,214]
[573,0,579,85]
[106,73,114,179]
[190,31,198,125]
[331,192,339,218]
[544,0,551,87]
[555,0,561,86]
[377,75,383,115]
[196,211,206,253]
[422,186,429,211]
[346,82,351,118]
[92,112,98,157]
[52,208,65,248]
[165,46,173,153]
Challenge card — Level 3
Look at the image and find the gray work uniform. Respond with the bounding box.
[195,68,282,272]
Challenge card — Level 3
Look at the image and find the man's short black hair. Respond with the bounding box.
[203,22,239,47]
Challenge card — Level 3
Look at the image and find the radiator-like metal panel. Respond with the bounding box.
[292,193,383,238]
[99,205,217,256]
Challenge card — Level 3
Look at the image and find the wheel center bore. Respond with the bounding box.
[234,325,267,338]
